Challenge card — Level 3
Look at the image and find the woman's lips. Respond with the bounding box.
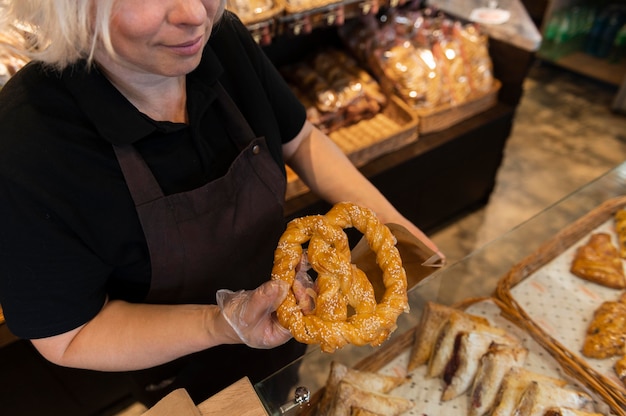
[168,36,203,56]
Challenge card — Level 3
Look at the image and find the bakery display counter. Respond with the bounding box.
[254,161,626,415]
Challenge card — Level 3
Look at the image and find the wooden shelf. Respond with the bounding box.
[539,50,626,87]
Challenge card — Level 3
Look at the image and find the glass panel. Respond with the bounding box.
[255,161,626,415]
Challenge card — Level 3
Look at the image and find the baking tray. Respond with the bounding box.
[496,196,626,415]
[285,95,418,200]
[294,297,611,415]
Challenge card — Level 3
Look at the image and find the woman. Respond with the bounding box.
[0,0,442,406]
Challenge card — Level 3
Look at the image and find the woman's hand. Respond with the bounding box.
[216,280,292,349]
[283,121,444,264]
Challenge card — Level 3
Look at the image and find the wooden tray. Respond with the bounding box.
[496,196,626,415]
[285,95,418,200]
[415,79,500,134]
[295,297,609,415]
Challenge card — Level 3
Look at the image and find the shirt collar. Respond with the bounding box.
[62,45,224,146]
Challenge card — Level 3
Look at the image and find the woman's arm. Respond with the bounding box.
[283,121,444,259]
[31,280,290,371]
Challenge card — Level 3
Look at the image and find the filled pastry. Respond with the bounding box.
[317,361,412,416]
[469,343,528,416]
[570,233,626,289]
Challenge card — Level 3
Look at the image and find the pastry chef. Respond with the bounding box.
[0,0,442,406]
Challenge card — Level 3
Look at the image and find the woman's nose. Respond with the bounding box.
[168,0,207,26]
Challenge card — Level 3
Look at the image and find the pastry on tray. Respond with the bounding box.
[512,380,593,416]
[408,302,605,416]
[581,290,626,387]
[582,298,626,359]
[407,301,488,371]
[441,329,520,401]
[469,343,528,416]
[331,381,414,416]
[316,361,412,416]
[570,233,626,289]
[427,310,516,379]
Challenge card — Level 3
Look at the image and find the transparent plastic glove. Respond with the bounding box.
[216,280,292,349]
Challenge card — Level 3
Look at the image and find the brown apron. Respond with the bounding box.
[113,82,304,405]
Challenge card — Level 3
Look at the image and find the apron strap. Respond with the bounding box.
[113,81,252,206]
[213,82,257,150]
[113,144,164,205]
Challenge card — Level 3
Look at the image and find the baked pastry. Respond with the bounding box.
[272,202,408,352]
[469,343,528,416]
[406,302,603,416]
[513,380,592,416]
[441,331,520,401]
[317,361,411,416]
[491,367,567,416]
[582,299,626,359]
[407,302,489,371]
[331,381,414,416]
[570,233,626,289]
[427,311,512,378]
[408,301,489,371]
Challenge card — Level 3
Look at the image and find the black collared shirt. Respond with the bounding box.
[0,12,306,339]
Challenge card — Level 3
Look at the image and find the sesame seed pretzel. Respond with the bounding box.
[271,202,409,352]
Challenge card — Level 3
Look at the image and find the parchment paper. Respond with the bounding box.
[351,223,443,298]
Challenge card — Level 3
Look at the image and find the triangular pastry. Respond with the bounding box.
[408,301,488,371]
[331,380,414,416]
[427,311,509,378]
[512,380,592,416]
[441,332,520,401]
[571,233,626,289]
[469,343,528,416]
[491,367,567,416]
[318,361,409,416]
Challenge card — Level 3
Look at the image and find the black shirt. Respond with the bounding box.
[0,12,306,339]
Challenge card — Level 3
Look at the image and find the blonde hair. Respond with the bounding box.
[1,0,228,71]
[0,0,115,70]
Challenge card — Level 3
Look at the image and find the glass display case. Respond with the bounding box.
[254,161,626,415]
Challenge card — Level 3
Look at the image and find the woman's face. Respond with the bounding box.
[98,0,221,78]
